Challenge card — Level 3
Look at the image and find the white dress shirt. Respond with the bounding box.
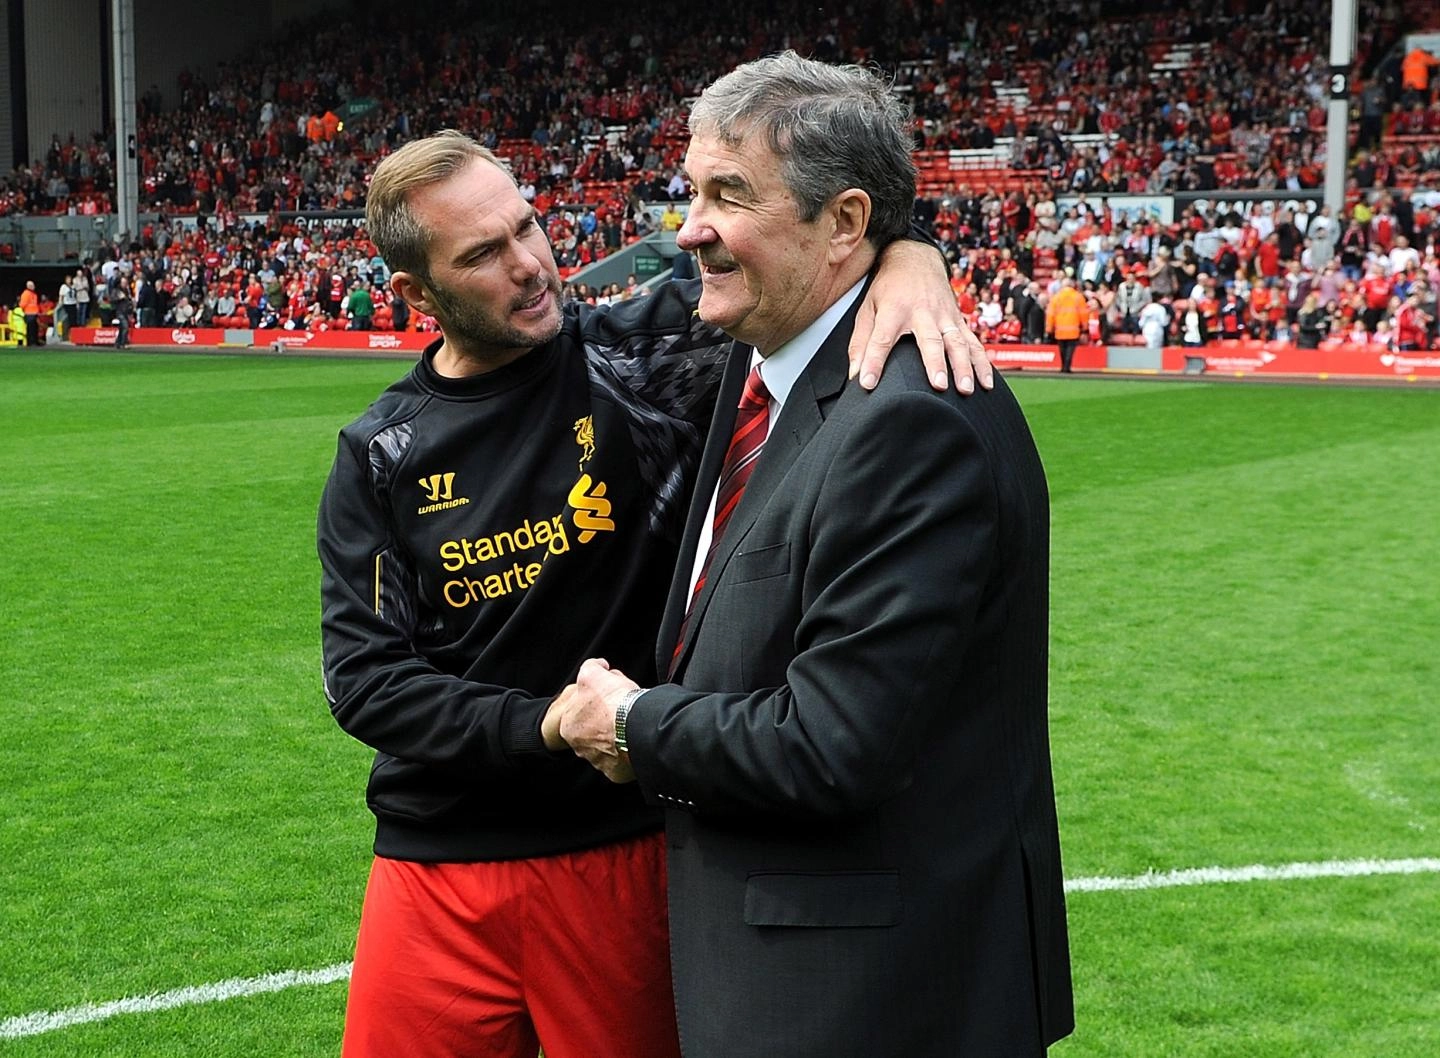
[684,279,866,600]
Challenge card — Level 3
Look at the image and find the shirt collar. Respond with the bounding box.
[752,278,866,409]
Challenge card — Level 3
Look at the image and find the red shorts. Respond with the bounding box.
[342,831,678,1058]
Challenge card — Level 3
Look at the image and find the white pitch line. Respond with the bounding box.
[0,963,352,1040]
[3,856,1438,1041]
[1063,856,1440,893]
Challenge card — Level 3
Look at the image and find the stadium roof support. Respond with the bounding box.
[110,0,137,242]
[1325,0,1357,215]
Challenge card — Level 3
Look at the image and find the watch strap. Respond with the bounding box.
[614,687,646,753]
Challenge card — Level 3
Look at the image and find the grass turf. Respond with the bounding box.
[0,350,1436,1055]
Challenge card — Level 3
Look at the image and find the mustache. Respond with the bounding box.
[697,251,737,271]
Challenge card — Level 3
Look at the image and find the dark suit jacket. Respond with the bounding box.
[628,290,1073,1057]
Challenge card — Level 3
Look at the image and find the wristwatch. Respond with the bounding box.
[614,687,646,754]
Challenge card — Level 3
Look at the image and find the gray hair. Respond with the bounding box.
[688,51,916,245]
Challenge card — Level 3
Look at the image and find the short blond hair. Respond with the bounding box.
[366,131,507,279]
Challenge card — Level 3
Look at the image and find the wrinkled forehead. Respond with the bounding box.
[682,131,778,192]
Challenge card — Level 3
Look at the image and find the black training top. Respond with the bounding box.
[318,280,728,861]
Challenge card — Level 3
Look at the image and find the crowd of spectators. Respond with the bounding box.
[0,0,1428,221]
[4,0,1440,350]
[36,214,433,338]
[38,215,670,338]
[33,207,679,338]
[930,183,1440,351]
[31,171,1435,353]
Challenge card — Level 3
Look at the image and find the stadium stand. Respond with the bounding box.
[7,0,1440,348]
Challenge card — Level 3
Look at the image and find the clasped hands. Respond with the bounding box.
[542,658,640,783]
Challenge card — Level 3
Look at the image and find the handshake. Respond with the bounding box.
[542,658,641,783]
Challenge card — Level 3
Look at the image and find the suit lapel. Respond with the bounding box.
[670,282,868,676]
[656,341,751,676]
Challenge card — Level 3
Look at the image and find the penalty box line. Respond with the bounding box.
[3,856,1438,1040]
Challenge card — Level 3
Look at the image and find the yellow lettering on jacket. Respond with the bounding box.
[437,506,584,610]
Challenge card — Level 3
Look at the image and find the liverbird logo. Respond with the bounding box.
[573,415,595,469]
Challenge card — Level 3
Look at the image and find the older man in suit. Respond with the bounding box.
[548,52,1072,1057]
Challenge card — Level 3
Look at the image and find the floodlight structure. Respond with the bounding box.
[110,0,137,243]
[1325,0,1358,215]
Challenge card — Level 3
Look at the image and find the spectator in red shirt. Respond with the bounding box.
[1254,232,1283,281]
[956,280,978,317]
[1395,292,1432,350]
[1359,265,1394,332]
[1249,282,1278,340]
[1217,285,1248,339]
[1369,203,1396,254]
[996,311,1022,343]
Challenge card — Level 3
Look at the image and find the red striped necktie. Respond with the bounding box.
[669,364,771,676]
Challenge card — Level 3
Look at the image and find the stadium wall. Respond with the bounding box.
[0,5,12,174]
[133,0,348,109]
[22,0,103,161]
[3,0,350,169]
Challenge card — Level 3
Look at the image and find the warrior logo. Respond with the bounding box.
[417,471,470,515]
[419,472,455,503]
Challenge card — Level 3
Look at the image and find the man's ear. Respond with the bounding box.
[826,189,872,265]
[390,271,437,316]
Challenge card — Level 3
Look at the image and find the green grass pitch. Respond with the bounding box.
[1,349,1436,1055]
